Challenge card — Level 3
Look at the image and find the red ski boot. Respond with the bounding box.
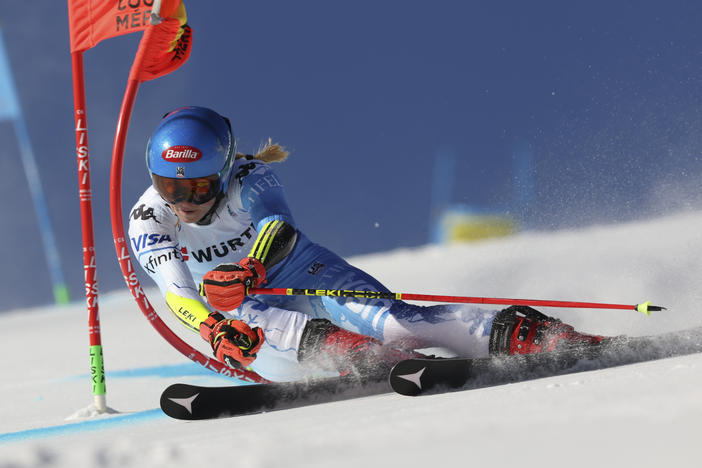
[488,306,607,356]
[297,318,422,378]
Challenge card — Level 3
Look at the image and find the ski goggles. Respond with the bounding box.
[152,174,221,205]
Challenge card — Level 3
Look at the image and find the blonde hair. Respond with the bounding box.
[235,138,289,163]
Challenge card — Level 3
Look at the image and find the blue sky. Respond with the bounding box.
[1,1,701,310]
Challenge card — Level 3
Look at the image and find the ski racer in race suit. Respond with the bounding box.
[128,107,605,382]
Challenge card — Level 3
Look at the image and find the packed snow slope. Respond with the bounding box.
[1,211,701,468]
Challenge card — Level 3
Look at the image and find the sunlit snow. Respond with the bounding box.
[1,211,701,468]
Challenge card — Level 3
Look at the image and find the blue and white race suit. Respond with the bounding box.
[128,157,496,381]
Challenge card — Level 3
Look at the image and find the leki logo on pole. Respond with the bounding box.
[162,145,202,162]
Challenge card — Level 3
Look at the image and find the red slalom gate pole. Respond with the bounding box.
[108,25,267,385]
[248,288,665,316]
[70,50,107,412]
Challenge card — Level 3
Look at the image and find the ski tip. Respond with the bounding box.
[636,301,666,315]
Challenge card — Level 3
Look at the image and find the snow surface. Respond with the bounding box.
[1,211,701,468]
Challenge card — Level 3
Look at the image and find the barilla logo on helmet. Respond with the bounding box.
[161,145,203,162]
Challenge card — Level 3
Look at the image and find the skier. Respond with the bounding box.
[129,106,606,382]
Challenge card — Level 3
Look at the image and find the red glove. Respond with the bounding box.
[199,312,265,368]
[202,258,266,311]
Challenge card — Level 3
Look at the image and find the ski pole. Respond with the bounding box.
[248,288,665,315]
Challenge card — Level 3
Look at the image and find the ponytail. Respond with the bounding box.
[235,138,289,163]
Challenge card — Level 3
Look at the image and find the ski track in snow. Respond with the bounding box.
[1,211,701,468]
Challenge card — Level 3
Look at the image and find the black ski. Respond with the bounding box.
[390,326,702,396]
[161,326,702,418]
[160,373,389,420]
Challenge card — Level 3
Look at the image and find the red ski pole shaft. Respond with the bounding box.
[248,288,665,315]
